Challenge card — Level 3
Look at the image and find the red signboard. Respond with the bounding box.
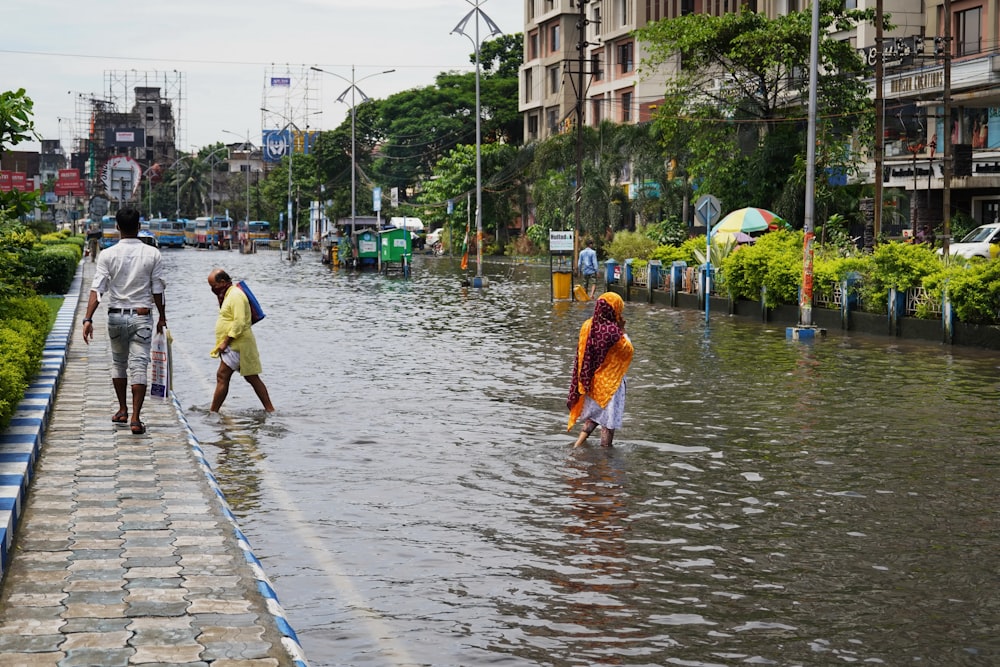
[0,171,11,192]
[58,168,80,181]
[10,172,26,191]
[55,183,86,197]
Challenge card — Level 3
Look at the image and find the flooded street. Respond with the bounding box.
[160,248,1000,666]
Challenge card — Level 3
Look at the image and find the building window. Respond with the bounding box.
[616,0,631,27]
[548,65,561,95]
[145,105,154,121]
[619,42,634,74]
[956,7,982,56]
[681,0,694,15]
[621,91,633,122]
[527,0,535,21]
[547,108,558,134]
[550,24,560,52]
[544,0,554,11]
[592,98,603,125]
[525,69,534,102]
[592,52,604,81]
[528,113,539,139]
[528,30,539,60]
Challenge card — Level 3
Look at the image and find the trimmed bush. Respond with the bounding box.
[0,296,47,429]
[23,243,81,294]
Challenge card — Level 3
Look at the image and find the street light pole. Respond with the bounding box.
[261,108,299,261]
[222,129,252,226]
[310,65,394,259]
[453,0,502,288]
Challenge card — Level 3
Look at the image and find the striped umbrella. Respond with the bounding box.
[711,207,786,242]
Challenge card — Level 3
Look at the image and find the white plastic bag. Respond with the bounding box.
[150,329,171,399]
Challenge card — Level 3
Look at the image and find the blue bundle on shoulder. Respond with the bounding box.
[236,280,266,325]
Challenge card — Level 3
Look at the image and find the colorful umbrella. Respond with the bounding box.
[711,207,786,241]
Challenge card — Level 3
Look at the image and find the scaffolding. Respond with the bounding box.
[260,65,322,134]
[104,70,186,154]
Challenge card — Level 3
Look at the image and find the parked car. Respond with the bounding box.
[939,223,1000,259]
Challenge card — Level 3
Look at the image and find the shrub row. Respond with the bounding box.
[0,295,49,429]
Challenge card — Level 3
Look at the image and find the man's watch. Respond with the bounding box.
[82,318,93,324]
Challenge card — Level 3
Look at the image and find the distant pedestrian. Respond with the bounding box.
[207,268,274,413]
[81,207,167,435]
[567,291,634,448]
[578,239,599,298]
[922,225,936,248]
[85,223,102,262]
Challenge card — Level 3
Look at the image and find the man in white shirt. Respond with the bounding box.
[81,207,167,434]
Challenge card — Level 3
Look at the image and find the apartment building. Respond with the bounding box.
[872,0,1000,229]
[520,0,1000,230]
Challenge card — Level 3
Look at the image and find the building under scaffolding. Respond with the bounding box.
[67,70,185,197]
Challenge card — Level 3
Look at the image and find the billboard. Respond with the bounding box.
[104,127,146,148]
[100,156,143,201]
[262,129,321,162]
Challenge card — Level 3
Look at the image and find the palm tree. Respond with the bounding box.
[171,155,212,217]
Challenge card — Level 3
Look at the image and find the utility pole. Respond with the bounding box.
[942,0,952,256]
[871,0,884,250]
[571,0,592,269]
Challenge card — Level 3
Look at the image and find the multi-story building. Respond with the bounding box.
[521,0,1000,233]
[873,0,1000,231]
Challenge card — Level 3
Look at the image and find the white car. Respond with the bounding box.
[940,223,1000,259]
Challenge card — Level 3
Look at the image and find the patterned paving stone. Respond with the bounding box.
[0,263,305,666]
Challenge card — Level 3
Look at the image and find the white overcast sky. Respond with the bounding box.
[4,0,521,155]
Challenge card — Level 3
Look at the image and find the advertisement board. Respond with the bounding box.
[104,128,146,148]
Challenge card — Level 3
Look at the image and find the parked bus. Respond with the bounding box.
[99,215,120,248]
[155,219,187,248]
[193,216,212,247]
[184,219,198,246]
[212,215,234,249]
[245,220,272,244]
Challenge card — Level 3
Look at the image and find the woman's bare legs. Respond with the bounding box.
[574,419,598,447]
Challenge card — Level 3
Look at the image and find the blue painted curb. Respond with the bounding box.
[0,264,82,580]
[171,396,310,667]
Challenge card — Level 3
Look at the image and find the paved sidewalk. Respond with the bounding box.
[0,261,307,666]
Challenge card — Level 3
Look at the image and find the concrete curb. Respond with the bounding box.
[0,265,82,579]
[171,394,309,667]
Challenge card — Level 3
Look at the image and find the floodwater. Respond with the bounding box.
[161,247,1000,667]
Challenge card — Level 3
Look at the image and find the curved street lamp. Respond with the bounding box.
[310,66,394,249]
[452,0,502,288]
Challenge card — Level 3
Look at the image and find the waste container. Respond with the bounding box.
[553,270,572,300]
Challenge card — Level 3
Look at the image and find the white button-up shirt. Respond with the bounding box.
[91,238,165,308]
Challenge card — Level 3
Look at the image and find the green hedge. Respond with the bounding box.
[0,295,48,429]
[23,243,81,295]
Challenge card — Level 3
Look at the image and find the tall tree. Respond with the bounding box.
[636,2,882,226]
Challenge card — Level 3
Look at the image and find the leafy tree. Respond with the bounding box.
[0,89,42,218]
[637,3,883,225]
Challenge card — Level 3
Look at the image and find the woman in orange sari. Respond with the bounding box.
[567,292,634,447]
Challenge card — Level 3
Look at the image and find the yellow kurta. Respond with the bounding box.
[215,285,262,376]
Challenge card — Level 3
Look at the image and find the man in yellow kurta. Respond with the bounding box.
[208,269,274,412]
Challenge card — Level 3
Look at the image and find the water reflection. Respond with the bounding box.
[157,249,1000,666]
